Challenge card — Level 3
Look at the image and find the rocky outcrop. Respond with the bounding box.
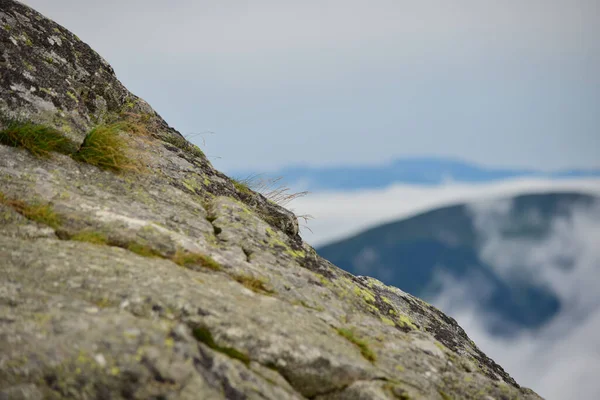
[0,1,542,399]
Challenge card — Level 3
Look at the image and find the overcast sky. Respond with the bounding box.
[21,0,600,172]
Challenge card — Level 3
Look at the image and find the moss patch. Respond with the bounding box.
[163,134,205,158]
[192,326,250,365]
[336,328,376,362]
[0,121,76,157]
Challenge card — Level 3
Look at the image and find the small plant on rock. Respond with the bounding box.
[0,121,76,157]
[72,123,138,172]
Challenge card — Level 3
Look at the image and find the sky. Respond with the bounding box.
[21,0,600,172]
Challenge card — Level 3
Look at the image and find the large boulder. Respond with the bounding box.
[0,1,542,399]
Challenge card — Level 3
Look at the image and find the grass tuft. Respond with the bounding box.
[192,326,251,365]
[0,121,76,157]
[70,231,109,245]
[127,242,163,258]
[72,123,138,172]
[233,274,274,295]
[232,175,308,207]
[171,250,221,271]
[336,328,377,362]
[0,193,61,229]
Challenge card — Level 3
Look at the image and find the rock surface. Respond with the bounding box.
[0,1,542,399]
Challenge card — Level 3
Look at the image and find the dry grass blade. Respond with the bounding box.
[234,174,309,207]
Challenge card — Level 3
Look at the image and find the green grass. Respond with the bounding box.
[127,242,163,258]
[0,192,61,229]
[0,121,76,157]
[171,250,221,271]
[336,328,377,362]
[70,231,109,245]
[72,123,138,172]
[192,326,250,365]
[232,179,252,196]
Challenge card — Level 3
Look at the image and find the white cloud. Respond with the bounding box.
[431,195,600,399]
[290,178,600,247]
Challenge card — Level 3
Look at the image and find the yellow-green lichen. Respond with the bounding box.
[397,314,418,330]
[336,327,376,362]
[66,91,78,102]
[353,285,376,304]
[265,227,305,258]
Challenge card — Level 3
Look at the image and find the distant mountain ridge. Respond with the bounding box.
[233,158,600,191]
[316,192,599,336]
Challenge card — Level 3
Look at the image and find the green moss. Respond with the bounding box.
[192,326,250,365]
[232,179,252,195]
[163,134,205,158]
[336,328,376,362]
[233,274,274,295]
[70,231,109,245]
[380,316,396,326]
[171,250,221,271]
[72,123,138,172]
[0,121,76,157]
[0,193,61,229]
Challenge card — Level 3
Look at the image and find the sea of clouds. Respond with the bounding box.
[290,177,600,399]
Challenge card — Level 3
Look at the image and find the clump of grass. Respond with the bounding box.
[0,193,61,229]
[336,328,376,362]
[0,121,76,157]
[233,274,274,295]
[232,179,252,195]
[72,123,138,172]
[171,249,221,271]
[192,326,250,365]
[127,242,163,258]
[70,231,109,245]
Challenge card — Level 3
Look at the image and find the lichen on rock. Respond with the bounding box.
[0,1,543,399]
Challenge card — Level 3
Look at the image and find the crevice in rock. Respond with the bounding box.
[241,246,252,263]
